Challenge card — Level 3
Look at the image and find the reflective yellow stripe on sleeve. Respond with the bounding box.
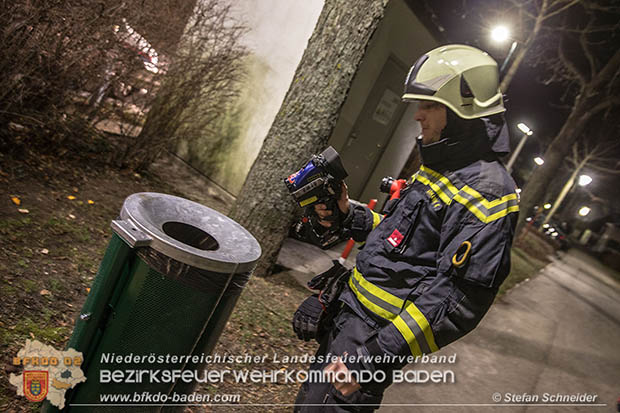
[349,268,438,355]
[370,210,383,230]
[418,165,519,224]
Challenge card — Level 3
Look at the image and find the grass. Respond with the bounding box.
[499,247,548,296]
[8,315,70,346]
[0,151,565,412]
[495,228,558,297]
[19,278,36,293]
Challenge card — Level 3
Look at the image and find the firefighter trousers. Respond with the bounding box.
[294,305,392,413]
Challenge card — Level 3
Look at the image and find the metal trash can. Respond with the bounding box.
[43,193,261,412]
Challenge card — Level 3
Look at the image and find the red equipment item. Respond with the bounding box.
[388,179,407,200]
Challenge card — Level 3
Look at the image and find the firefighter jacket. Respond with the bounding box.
[338,158,519,375]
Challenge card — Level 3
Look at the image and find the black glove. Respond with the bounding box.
[292,294,324,341]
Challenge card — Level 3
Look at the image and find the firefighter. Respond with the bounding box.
[293,44,519,412]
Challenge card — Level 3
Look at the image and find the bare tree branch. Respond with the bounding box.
[590,48,620,91]
[588,164,620,174]
[579,16,597,80]
[558,35,587,85]
[542,0,580,20]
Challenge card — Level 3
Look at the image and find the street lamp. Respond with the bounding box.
[578,174,592,186]
[490,25,519,77]
[579,206,591,217]
[491,26,510,42]
[541,170,594,228]
[506,122,533,173]
[534,157,545,166]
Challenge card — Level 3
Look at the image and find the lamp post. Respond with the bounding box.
[506,122,533,173]
[491,25,519,80]
[541,169,592,227]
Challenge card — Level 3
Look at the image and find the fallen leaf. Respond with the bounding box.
[11,196,21,206]
[41,248,49,255]
[77,200,83,205]
[67,195,76,200]
[86,287,91,293]
[65,303,73,308]
[88,199,95,204]
[39,289,51,296]
[18,208,29,214]
[68,214,76,219]
[72,187,79,192]
[29,332,35,339]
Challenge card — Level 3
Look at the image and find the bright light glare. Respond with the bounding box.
[544,203,552,209]
[517,123,531,134]
[579,206,591,216]
[534,157,545,165]
[491,26,510,42]
[578,175,592,186]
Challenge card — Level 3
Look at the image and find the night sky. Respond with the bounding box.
[423,0,620,224]
[424,1,568,139]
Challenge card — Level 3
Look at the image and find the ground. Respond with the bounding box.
[0,151,549,412]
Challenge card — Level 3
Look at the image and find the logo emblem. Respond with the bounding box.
[24,371,48,402]
[387,229,404,247]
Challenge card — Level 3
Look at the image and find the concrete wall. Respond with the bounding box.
[175,0,437,198]
[328,0,438,204]
[176,0,324,195]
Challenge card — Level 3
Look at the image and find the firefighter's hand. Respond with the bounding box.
[324,356,360,396]
[315,183,350,227]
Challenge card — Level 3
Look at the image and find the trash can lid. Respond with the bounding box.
[117,193,261,273]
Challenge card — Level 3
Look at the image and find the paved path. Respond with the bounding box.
[381,249,620,412]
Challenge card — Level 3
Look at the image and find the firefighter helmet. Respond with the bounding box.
[403,44,505,119]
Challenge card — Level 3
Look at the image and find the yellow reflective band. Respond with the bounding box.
[418,165,519,224]
[453,192,488,223]
[299,196,318,207]
[371,210,383,230]
[352,268,404,311]
[421,165,459,195]
[350,269,439,355]
[404,303,439,352]
[393,316,423,356]
[348,277,395,320]
[416,174,453,205]
[485,204,520,222]
[460,185,518,210]
[483,192,518,209]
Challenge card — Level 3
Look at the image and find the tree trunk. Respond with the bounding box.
[516,92,599,235]
[229,0,389,277]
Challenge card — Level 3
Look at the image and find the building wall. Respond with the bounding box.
[328,0,437,205]
[176,0,324,195]
[175,0,437,198]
